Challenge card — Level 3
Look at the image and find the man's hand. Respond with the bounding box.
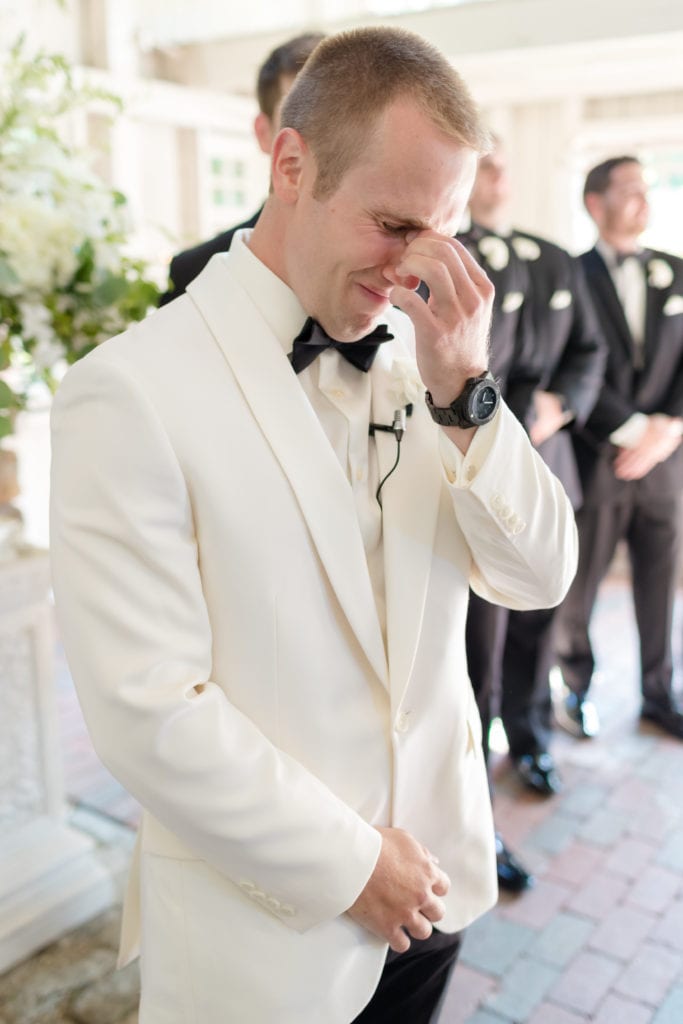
[529,391,572,447]
[346,826,450,954]
[614,413,683,481]
[384,232,494,406]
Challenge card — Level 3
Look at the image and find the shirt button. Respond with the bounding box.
[466,464,476,482]
[491,493,504,510]
[331,388,345,400]
[395,711,411,733]
[355,467,365,482]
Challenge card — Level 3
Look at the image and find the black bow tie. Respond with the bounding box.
[615,250,648,267]
[289,317,393,375]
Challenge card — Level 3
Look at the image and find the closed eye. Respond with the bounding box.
[380,222,410,236]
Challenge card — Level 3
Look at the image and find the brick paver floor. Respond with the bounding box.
[2,573,683,1023]
[440,578,683,1022]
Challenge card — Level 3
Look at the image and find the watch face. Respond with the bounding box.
[471,383,499,422]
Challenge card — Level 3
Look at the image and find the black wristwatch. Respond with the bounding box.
[425,373,501,428]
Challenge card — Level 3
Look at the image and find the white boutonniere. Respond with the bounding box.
[478,235,509,271]
[501,290,524,313]
[511,236,541,262]
[549,289,572,311]
[663,294,683,316]
[648,258,674,289]
[389,356,424,406]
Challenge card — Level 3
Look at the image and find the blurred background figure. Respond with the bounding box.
[467,138,606,785]
[554,156,683,741]
[159,31,324,305]
[419,164,541,893]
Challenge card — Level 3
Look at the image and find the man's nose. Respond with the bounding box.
[382,240,420,290]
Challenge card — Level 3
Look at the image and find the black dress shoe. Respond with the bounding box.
[514,752,563,795]
[641,698,683,739]
[495,834,534,893]
[555,693,600,739]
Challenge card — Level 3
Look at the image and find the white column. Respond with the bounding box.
[505,98,584,248]
[0,551,115,973]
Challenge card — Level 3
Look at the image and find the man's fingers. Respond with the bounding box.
[431,866,451,898]
[406,913,434,942]
[389,282,436,331]
[388,927,411,954]
[420,894,446,924]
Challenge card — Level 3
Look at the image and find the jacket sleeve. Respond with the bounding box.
[440,402,578,609]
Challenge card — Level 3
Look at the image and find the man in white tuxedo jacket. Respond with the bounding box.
[50,27,577,1024]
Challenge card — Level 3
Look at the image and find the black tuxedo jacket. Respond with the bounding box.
[159,207,263,306]
[574,246,683,504]
[509,230,606,507]
[452,224,540,423]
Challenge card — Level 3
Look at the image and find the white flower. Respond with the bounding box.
[31,337,67,372]
[0,195,79,292]
[549,289,572,311]
[511,236,541,262]
[663,295,683,316]
[477,235,509,271]
[389,356,424,406]
[648,258,674,290]
[17,302,54,344]
[501,290,524,313]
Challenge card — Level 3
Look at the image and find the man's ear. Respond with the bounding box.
[253,112,275,155]
[584,192,603,225]
[270,128,307,204]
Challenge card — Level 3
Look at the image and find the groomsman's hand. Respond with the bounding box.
[346,826,450,953]
[530,391,573,447]
[614,414,683,480]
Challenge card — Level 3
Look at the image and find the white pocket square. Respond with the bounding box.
[501,291,524,313]
[549,289,572,310]
[663,294,683,316]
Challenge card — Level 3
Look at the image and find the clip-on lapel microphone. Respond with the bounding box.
[369,404,413,507]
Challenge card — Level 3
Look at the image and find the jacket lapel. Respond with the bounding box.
[370,343,442,706]
[585,248,636,362]
[187,256,389,688]
[643,256,665,369]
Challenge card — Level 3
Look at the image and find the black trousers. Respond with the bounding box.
[465,592,509,763]
[500,605,556,758]
[351,929,462,1024]
[554,493,682,704]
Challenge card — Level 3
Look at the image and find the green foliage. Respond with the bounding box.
[0,36,160,428]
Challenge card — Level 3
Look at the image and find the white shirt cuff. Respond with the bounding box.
[609,413,649,448]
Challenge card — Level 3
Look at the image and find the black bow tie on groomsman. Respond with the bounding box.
[614,249,649,267]
[289,317,394,375]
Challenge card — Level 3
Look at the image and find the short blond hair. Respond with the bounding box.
[280,26,490,198]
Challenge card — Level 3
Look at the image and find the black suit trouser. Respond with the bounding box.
[351,929,462,1024]
[554,491,682,704]
[465,592,509,763]
[500,605,556,757]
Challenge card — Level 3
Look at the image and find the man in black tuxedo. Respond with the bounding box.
[467,142,606,792]
[459,221,542,891]
[555,155,683,740]
[425,213,541,891]
[159,32,324,306]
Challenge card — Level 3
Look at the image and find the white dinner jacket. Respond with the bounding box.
[50,250,577,1024]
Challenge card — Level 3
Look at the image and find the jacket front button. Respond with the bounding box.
[395,711,411,733]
